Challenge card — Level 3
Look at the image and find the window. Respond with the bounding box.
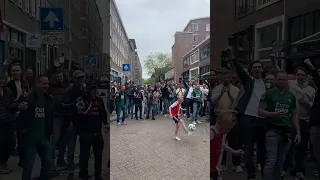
[190,51,199,64]
[200,43,210,60]
[24,0,30,13]
[289,10,320,44]
[30,0,36,17]
[256,22,282,60]
[18,0,22,8]
[193,34,199,42]
[206,24,210,32]
[316,11,320,32]
[192,23,198,32]
[189,67,199,81]
[183,57,190,67]
[200,65,210,75]
[235,0,254,18]
[256,0,280,9]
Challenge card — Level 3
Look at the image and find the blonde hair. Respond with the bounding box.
[216,109,237,123]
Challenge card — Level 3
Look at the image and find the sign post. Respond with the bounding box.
[122,64,130,85]
[40,7,64,68]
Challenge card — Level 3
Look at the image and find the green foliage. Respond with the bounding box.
[144,52,172,75]
[142,78,152,84]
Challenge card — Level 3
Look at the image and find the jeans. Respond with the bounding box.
[192,102,201,121]
[263,130,291,180]
[239,115,267,179]
[79,133,103,177]
[22,142,51,180]
[0,123,15,165]
[146,103,152,118]
[66,126,78,172]
[142,101,146,118]
[185,98,193,118]
[127,99,134,116]
[116,106,126,123]
[152,104,158,118]
[293,120,310,174]
[51,117,64,165]
[135,103,142,119]
[310,126,320,180]
[163,98,169,115]
[201,101,208,116]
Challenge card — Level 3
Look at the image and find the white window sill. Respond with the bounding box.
[256,0,280,11]
[190,60,199,65]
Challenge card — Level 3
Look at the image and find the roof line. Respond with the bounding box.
[183,16,210,31]
[111,0,130,43]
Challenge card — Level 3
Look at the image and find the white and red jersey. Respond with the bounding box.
[170,101,181,117]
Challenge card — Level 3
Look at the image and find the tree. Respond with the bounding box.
[142,78,152,84]
[144,52,172,76]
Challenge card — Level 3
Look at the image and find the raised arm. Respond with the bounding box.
[226,48,251,85]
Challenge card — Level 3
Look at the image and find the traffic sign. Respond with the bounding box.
[40,8,64,31]
[41,32,64,44]
[26,34,42,48]
[122,64,130,72]
[89,57,97,66]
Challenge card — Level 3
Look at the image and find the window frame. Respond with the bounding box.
[193,34,199,42]
[256,0,280,11]
[192,23,199,32]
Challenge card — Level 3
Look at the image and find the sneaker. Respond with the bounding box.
[196,120,201,124]
[192,121,197,124]
[121,122,127,125]
[295,172,305,180]
[175,137,181,141]
[220,165,228,171]
[234,165,243,173]
[187,131,194,136]
[116,122,121,126]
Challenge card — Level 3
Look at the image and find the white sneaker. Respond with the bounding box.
[175,137,181,141]
[234,165,243,173]
[196,121,201,124]
[192,121,197,124]
[117,122,121,126]
[121,122,127,125]
[220,165,228,171]
[187,131,194,136]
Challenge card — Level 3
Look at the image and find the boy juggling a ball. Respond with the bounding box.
[210,110,244,180]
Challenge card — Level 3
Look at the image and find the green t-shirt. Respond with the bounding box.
[192,89,202,103]
[119,91,125,108]
[260,88,296,131]
[28,94,47,146]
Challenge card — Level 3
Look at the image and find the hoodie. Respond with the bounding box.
[288,79,315,121]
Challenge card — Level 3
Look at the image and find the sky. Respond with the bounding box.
[115,0,210,78]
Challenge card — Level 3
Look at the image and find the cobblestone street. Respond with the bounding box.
[110,116,210,180]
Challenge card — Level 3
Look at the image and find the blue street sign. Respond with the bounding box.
[122,64,130,72]
[40,8,64,31]
[89,57,97,65]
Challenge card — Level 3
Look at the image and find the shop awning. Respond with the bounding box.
[292,32,320,45]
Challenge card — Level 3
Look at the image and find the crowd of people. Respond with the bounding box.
[109,78,211,138]
[211,48,320,180]
[0,59,109,180]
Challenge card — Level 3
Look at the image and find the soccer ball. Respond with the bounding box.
[188,124,196,131]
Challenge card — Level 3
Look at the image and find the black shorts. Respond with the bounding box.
[172,116,179,123]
